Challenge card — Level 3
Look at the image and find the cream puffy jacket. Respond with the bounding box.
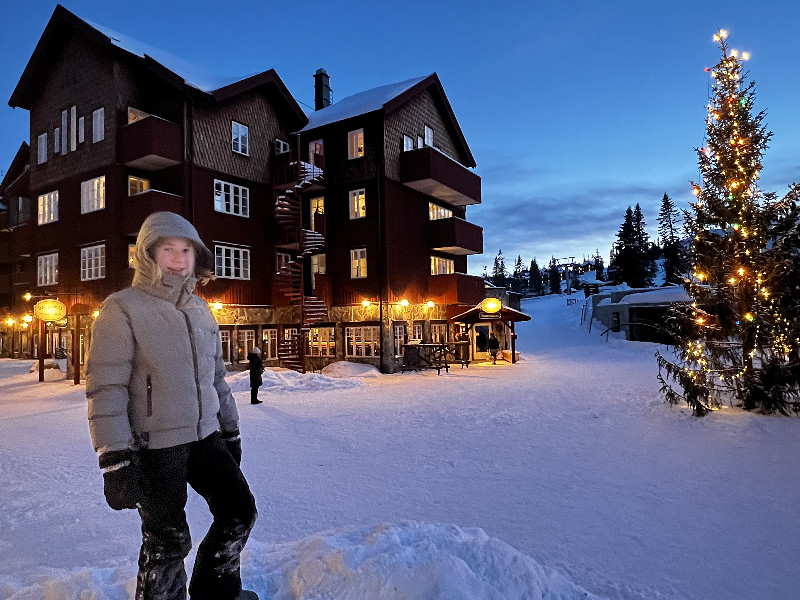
[86,212,238,453]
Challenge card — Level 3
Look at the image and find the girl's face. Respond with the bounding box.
[154,237,195,277]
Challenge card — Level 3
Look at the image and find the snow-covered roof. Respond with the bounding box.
[301,76,429,131]
[83,18,243,93]
[616,286,691,305]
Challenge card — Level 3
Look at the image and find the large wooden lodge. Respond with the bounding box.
[0,5,507,375]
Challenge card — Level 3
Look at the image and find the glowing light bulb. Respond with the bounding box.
[361,299,371,307]
[399,299,409,307]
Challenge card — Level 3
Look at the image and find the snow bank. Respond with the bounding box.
[225,367,364,394]
[321,361,381,378]
[0,523,600,600]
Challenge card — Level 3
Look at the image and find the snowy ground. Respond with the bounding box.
[1,294,798,600]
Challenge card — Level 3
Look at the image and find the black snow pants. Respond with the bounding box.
[135,431,257,600]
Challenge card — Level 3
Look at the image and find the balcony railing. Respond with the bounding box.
[400,146,481,207]
[427,217,483,255]
[123,189,184,233]
[427,272,485,306]
[120,115,182,170]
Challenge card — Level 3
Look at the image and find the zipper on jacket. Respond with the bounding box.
[180,309,203,439]
[146,375,153,417]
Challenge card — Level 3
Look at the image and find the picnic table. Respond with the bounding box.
[401,341,451,374]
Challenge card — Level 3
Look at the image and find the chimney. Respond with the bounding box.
[314,68,331,111]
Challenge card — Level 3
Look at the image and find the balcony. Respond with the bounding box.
[400,147,481,207]
[120,115,182,170]
[123,190,184,233]
[427,272,485,306]
[427,217,482,255]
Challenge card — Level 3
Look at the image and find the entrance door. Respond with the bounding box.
[474,324,490,360]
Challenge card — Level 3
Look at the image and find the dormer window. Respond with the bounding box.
[348,128,364,159]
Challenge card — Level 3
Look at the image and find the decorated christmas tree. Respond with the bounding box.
[656,30,800,415]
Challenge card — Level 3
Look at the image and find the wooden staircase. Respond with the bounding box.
[273,155,328,373]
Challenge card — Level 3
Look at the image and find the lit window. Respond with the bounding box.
[81,176,105,213]
[311,253,326,275]
[37,133,47,164]
[128,244,136,268]
[430,256,454,275]
[349,189,366,219]
[424,125,433,147]
[348,128,364,159]
[413,322,423,341]
[37,191,58,225]
[37,253,58,286]
[129,176,150,196]
[350,248,367,279]
[345,326,379,357]
[431,323,448,343]
[309,140,323,166]
[429,202,452,221]
[394,324,407,357]
[263,328,278,360]
[215,244,251,280]
[128,107,150,124]
[214,180,250,217]
[92,107,104,143]
[239,329,256,362]
[403,135,414,152]
[80,244,106,281]
[306,327,335,357]
[220,330,232,363]
[232,121,249,155]
[310,197,325,231]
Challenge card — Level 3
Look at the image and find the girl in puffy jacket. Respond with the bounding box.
[86,211,257,600]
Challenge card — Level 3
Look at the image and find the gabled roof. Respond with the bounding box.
[0,142,30,196]
[9,5,306,127]
[450,302,531,324]
[301,73,475,168]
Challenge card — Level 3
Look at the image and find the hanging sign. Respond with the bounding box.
[479,311,501,319]
[34,299,67,322]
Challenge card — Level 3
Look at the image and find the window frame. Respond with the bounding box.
[128,176,150,196]
[37,133,48,164]
[92,107,105,143]
[348,128,364,160]
[214,244,251,280]
[263,328,278,360]
[37,252,58,287]
[431,256,455,276]
[349,189,366,219]
[345,325,380,357]
[403,134,414,152]
[81,175,106,214]
[37,191,58,225]
[213,179,250,217]
[306,326,336,357]
[232,121,249,156]
[80,243,106,281]
[220,329,232,364]
[424,125,434,147]
[350,248,367,279]
[429,202,453,221]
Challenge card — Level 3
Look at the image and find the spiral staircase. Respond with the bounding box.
[273,159,328,373]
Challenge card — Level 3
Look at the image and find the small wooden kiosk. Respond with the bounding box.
[449,298,531,364]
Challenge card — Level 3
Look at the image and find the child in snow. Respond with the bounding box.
[86,211,257,600]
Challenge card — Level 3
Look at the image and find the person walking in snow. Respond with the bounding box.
[86,211,257,600]
[488,332,501,364]
[247,346,264,404]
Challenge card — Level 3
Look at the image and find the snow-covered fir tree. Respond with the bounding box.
[548,259,561,295]
[608,206,652,287]
[492,249,508,288]
[656,30,800,415]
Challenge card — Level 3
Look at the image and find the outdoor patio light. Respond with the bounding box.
[5,318,14,326]
[93,310,100,318]
[211,302,223,310]
[23,314,33,323]
[23,292,32,301]
[481,298,501,313]
[426,300,435,308]
[361,299,371,307]
[399,299,409,307]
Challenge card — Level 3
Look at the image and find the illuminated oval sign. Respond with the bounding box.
[34,299,67,322]
[480,297,502,313]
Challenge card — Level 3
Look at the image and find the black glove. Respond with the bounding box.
[99,450,148,511]
[221,429,242,466]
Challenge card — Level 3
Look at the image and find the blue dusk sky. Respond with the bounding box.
[2,0,800,275]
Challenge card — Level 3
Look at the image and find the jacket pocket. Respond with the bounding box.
[146,375,153,418]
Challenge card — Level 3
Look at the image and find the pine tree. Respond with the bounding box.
[609,207,651,287]
[594,250,605,281]
[511,255,525,293]
[656,30,800,415]
[633,203,656,285]
[548,259,561,295]
[658,193,688,284]
[529,258,543,296]
[491,249,508,287]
